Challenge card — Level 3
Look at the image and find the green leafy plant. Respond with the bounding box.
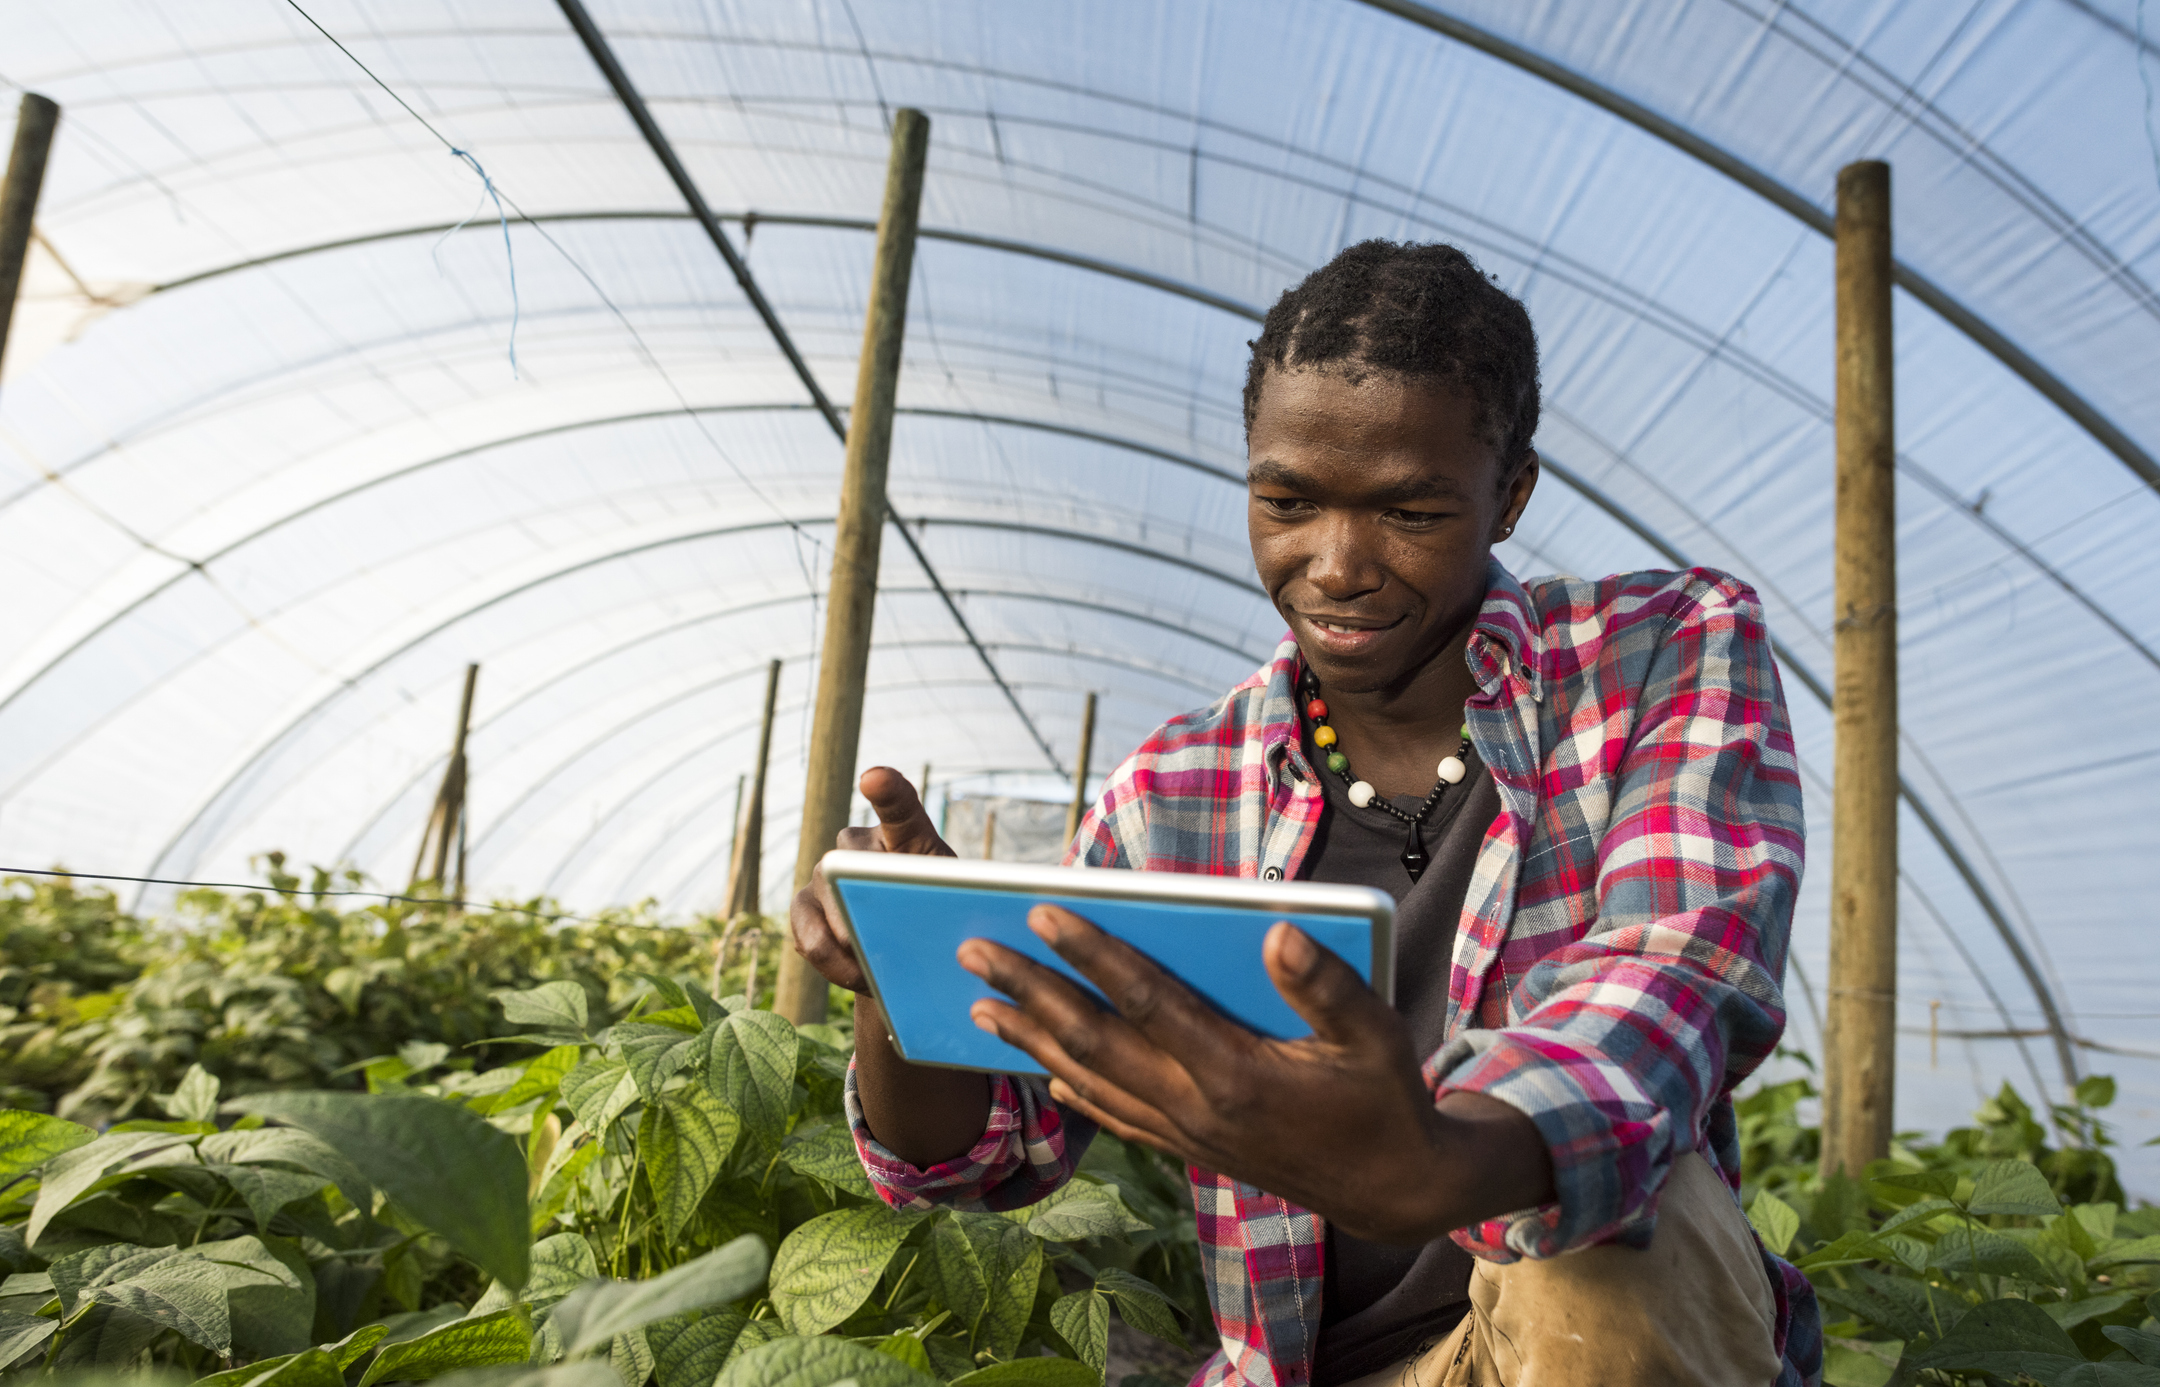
[0,968,1206,1387]
[1739,1065,2159,1386]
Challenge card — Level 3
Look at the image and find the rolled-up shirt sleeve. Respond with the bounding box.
[846,787,1131,1210]
[846,1067,1096,1210]
[1434,573,1803,1260]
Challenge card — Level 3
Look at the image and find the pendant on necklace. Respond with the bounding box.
[1400,815,1429,884]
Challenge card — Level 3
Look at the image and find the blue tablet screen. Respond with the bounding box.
[834,878,1375,1074]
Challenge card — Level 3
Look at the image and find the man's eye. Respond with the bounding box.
[1256,495,1310,515]
[1388,509,1446,525]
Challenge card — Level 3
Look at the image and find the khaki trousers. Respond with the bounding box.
[1343,1153,1781,1387]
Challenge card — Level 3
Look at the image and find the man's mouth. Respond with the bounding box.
[1303,614,1400,634]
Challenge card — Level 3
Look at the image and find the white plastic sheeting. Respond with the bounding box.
[2,0,2156,1182]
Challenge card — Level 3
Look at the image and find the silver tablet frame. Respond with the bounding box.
[818,851,1396,1053]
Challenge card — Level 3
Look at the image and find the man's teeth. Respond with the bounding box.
[1315,619,1359,633]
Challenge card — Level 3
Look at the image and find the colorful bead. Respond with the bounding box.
[1437,755,1466,785]
[1313,724,1337,747]
[1347,780,1377,808]
[1460,722,1472,741]
[1326,751,1349,774]
[1307,699,1328,719]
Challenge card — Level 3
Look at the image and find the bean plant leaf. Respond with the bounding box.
[650,1308,755,1387]
[1907,1297,2082,1379]
[620,1030,706,1103]
[1096,1267,1187,1349]
[248,1348,349,1387]
[1014,1180,1150,1241]
[206,1163,330,1232]
[1870,1170,1960,1201]
[769,1205,922,1337]
[714,1336,940,1387]
[1968,1159,2062,1217]
[0,1110,95,1186]
[553,1236,770,1358]
[0,1311,56,1371]
[476,1047,583,1118]
[51,1244,180,1315]
[871,1333,933,1376]
[779,1124,877,1201]
[2092,1236,2160,1270]
[51,1302,163,1370]
[950,1361,1101,1387]
[707,1011,800,1152]
[359,1307,535,1387]
[198,1128,370,1209]
[1745,1190,1799,1257]
[608,1328,654,1387]
[2106,1325,2160,1367]
[1875,1198,1959,1238]
[1928,1229,2049,1280]
[957,1213,1043,1360]
[496,983,590,1034]
[86,1259,240,1353]
[27,1130,197,1244]
[562,1061,641,1140]
[153,1065,222,1124]
[429,1363,621,1387]
[1050,1291,1108,1376]
[641,1085,741,1242]
[233,1091,532,1290]
[2053,1364,2160,1386]
[923,1217,987,1330]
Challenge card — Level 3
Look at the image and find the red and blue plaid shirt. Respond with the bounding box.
[849,562,1821,1387]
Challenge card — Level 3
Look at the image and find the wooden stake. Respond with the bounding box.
[1822,159,1899,1179]
[982,807,998,862]
[724,659,782,920]
[1063,692,1098,846]
[0,94,60,384]
[775,108,931,1024]
[411,664,480,896]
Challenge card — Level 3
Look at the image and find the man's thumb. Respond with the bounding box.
[859,766,953,857]
[1264,922,1395,1048]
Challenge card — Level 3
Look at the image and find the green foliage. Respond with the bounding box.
[1741,1063,2160,1386]
[0,865,738,1124]
[0,951,1208,1387]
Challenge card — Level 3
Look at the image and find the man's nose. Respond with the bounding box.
[1304,515,1383,599]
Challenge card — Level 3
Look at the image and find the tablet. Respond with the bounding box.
[819,850,1395,1075]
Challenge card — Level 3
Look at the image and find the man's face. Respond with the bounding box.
[1246,366,1536,695]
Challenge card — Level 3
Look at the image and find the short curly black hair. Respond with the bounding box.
[1242,240,1540,468]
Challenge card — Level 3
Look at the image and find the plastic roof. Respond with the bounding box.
[3,0,2158,1180]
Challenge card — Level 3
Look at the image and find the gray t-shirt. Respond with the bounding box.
[1300,725,1503,1387]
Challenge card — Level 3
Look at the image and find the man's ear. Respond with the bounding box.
[1494,449,1539,543]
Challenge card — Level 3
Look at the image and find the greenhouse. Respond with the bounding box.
[2,3,2159,1385]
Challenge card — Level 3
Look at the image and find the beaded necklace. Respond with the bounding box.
[1300,670,1471,885]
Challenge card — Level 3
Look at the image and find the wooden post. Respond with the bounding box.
[0,94,61,382]
[1822,159,1899,1179]
[981,807,998,862]
[775,108,931,1024]
[1063,692,1098,845]
[725,659,782,919]
[411,664,480,895]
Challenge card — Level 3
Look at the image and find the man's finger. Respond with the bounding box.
[959,938,1193,1100]
[1026,904,1238,1062]
[1262,922,1403,1051]
[789,884,868,992]
[859,766,955,857]
[968,993,1192,1148]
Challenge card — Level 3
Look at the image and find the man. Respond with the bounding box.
[791,241,1820,1387]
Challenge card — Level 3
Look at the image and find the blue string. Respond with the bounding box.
[435,147,520,378]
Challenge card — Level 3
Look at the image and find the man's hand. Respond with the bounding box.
[789,766,954,993]
[960,905,1556,1243]
[791,767,988,1170]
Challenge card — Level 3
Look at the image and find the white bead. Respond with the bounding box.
[1347,780,1377,808]
[1437,756,1466,785]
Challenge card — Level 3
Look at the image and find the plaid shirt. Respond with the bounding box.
[848,562,1821,1387]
